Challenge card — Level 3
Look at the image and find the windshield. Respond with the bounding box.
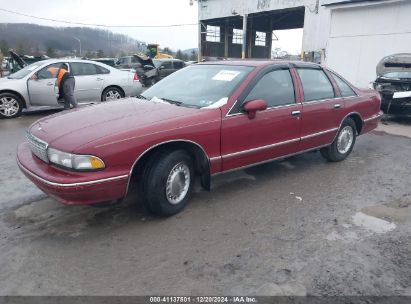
[382,71,411,79]
[142,64,253,108]
[8,62,42,79]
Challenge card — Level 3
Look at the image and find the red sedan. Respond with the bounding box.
[17,60,383,216]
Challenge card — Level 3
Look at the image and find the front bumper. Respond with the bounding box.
[17,143,129,205]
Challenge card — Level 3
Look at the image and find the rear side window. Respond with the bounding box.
[70,63,98,76]
[297,68,335,101]
[245,69,295,108]
[330,71,356,97]
[173,61,184,69]
[96,65,110,74]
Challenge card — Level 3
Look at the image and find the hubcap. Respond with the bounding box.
[0,97,19,117]
[337,126,354,154]
[105,90,122,101]
[166,162,190,205]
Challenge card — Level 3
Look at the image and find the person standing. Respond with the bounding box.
[57,63,77,109]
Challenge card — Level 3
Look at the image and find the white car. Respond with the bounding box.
[0,59,143,118]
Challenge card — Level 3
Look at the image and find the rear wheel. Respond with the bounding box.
[143,150,194,216]
[321,118,357,162]
[102,87,124,102]
[0,93,23,119]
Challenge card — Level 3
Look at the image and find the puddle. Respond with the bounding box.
[352,212,396,234]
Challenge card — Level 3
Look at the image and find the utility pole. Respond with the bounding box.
[72,36,81,57]
[242,14,247,59]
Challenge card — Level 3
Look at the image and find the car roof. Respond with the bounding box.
[33,58,112,66]
[154,58,183,62]
[198,60,322,68]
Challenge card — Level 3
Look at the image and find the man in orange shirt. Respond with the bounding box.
[57,63,77,109]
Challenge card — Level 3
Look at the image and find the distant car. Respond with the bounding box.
[17,60,382,216]
[152,59,185,83]
[0,59,143,118]
[116,56,141,70]
[372,53,411,116]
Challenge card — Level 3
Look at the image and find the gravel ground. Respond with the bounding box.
[0,111,410,296]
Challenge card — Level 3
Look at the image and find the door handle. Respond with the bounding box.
[291,110,301,117]
[96,78,104,81]
[46,82,54,86]
[334,104,342,109]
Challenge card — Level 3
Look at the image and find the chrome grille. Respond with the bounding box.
[26,132,49,163]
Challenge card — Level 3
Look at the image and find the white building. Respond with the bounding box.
[198,0,411,87]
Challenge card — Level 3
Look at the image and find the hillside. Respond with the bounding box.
[0,23,143,57]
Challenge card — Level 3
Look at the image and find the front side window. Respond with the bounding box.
[36,63,62,79]
[173,61,184,69]
[330,71,356,97]
[161,62,172,69]
[244,69,295,108]
[70,63,98,76]
[206,25,221,42]
[297,68,335,101]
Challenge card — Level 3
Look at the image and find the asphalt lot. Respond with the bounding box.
[0,110,410,296]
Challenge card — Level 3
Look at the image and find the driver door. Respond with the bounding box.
[27,63,62,106]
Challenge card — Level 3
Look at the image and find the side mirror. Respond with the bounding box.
[243,99,268,119]
[30,74,38,81]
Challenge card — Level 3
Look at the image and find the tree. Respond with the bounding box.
[97,49,105,58]
[85,51,95,59]
[190,50,198,61]
[175,49,184,60]
[0,40,9,55]
[162,47,174,56]
[46,47,56,58]
[17,43,26,55]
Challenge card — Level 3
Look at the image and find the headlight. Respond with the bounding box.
[47,148,105,171]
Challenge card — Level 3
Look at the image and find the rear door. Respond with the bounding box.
[294,66,343,151]
[221,66,302,171]
[27,63,61,106]
[69,62,105,102]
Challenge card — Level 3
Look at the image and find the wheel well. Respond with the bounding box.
[101,85,125,100]
[347,114,363,134]
[0,90,27,108]
[128,141,211,194]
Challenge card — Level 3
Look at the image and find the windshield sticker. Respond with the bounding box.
[28,66,39,71]
[202,97,228,109]
[212,70,241,82]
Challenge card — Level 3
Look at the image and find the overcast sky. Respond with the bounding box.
[0,0,303,53]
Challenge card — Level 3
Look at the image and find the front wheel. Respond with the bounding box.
[0,93,23,119]
[321,118,357,162]
[143,150,194,216]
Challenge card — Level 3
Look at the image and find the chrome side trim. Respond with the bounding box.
[212,144,330,176]
[301,128,338,141]
[364,113,383,122]
[125,139,213,195]
[17,160,128,187]
[222,138,300,160]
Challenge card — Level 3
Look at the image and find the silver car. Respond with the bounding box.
[0,59,143,118]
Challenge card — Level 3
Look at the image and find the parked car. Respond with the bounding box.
[372,53,411,116]
[0,59,143,118]
[17,61,382,216]
[152,59,185,82]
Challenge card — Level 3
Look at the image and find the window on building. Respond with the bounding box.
[255,31,266,46]
[232,29,243,45]
[297,68,335,101]
[206,25,221,42]
[245,69,295,108]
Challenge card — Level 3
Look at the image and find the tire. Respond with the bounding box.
[143,150,194,216]
[0,92,23,119]
[320,118,357,162]
[102,87,124,102]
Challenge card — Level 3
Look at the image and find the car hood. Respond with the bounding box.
[29,98,206,152]
[376,53,411,77]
